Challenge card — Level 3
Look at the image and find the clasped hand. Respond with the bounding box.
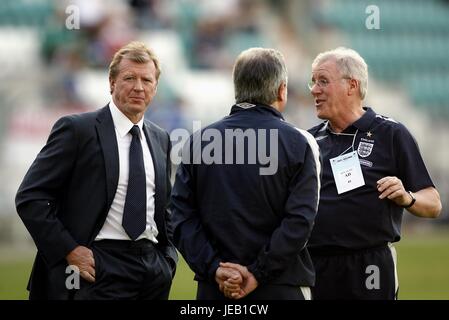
[215,262,258,299]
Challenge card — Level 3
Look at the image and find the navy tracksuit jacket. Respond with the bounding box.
[171,103,321,286]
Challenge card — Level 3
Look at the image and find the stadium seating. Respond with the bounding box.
[314,0,449,118]
[0,0,53,27]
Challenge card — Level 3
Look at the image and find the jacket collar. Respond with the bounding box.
[230,102,284,120]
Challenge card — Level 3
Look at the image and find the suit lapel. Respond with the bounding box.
[96,106,120,210]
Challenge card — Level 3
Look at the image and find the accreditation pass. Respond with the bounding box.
[330,151,365,194]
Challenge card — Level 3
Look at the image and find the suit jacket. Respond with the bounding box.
[15,105,177,299]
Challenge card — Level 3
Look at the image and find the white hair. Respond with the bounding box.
[312,47,368,99]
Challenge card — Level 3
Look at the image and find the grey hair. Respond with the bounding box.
[312,47,368,99]
[233,48,288,105]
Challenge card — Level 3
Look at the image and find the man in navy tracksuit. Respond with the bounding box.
[171,48,321,300]
[307,47,441,299]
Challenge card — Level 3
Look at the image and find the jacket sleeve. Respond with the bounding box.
[15,116,79,267]
[248,141,321,283]
[171,157,221,282]
[160,133,179,276]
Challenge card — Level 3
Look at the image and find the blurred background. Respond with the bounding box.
[0,0,448,300]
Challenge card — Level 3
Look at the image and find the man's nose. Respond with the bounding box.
[133,79,144,91]
[310,83,321,95]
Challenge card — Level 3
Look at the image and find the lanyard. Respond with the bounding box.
[338,129,359,156]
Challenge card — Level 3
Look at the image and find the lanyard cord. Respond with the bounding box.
[338,129,359,156]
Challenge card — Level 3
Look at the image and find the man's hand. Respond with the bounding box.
[215,265,243,298]
[377,176,412,207]
[66,245,96,283]
[219,262,258,299]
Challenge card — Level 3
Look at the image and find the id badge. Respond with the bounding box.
[330,151,365,194]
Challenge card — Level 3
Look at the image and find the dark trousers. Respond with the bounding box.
[73,239,172,300]
[310,244,398,300]
[197,281,308,300]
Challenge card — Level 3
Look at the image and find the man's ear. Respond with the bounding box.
[347,78,359,97]
[273,82,287,112]
[278,81,287,102]
[109,77,115,94]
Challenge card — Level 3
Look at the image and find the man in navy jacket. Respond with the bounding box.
[171,48,321,300]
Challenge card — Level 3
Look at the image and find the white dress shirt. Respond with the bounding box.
[95,100,158,242]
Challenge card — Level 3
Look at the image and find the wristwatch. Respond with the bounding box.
[402,191,416,208]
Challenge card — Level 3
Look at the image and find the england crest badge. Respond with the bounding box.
[357,141,374,158]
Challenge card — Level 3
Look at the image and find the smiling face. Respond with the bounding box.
[110,57,158,123]
[310,59,350,122]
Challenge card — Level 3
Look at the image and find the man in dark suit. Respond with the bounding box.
[171,48,321,300]
[15,41,177,300]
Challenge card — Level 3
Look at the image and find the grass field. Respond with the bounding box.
[1,228,448,300]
